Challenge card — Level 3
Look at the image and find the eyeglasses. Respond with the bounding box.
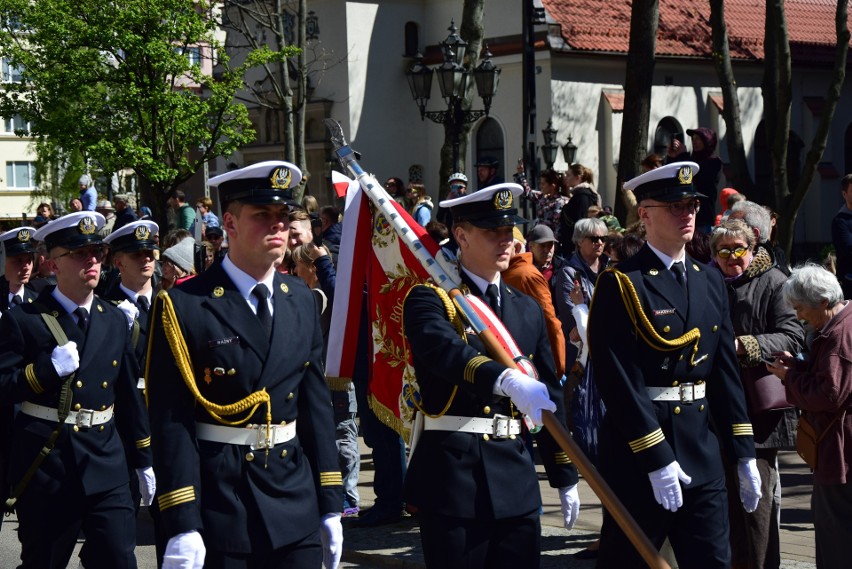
[643,199,701,216]
[53,246,106,263]
[206,235,223,241]
[585,235,606,243]
[450,184,466,191]
[715,246,749,259]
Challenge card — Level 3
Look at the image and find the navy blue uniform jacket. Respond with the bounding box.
[403,274,578,520]
[146,263,342,554]
[588,245,755,485]
[0,289,152,498]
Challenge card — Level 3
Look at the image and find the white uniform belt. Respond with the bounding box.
[195,421,296,450]
[647,383,706,403]
[423,414,521,438]
[21,402,114,428]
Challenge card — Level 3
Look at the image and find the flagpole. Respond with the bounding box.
[325,119,671,569]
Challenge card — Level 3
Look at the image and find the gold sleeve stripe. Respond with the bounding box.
[554,451,572,464]
[732,423,754,436]
[319,472,343,486]
[629,428,665,453]
[158,486,195,511]
[25,364,44,394]
[464,356,491,383]
[135,437,151,449]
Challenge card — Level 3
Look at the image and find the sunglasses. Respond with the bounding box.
[586,235,606,243]
[385,182,397,188]
[644,199,701,216]
[715,246,749,259]
[53,246,106,263]
[450,184,466,191]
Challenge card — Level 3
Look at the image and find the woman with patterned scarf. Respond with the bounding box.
[710,218,805,569]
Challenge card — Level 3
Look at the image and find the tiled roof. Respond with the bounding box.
[543,0,851,61]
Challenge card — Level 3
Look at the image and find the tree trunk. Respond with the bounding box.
[277,0,295,162]
[294,0,308,202]
[615,0,659,226]
[776,0,849,257]
[763,0,792,216]
[709,0,755,195]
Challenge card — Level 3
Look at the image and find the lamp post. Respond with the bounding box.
[562,135,578,165]
[540,120,559,170]
[405,21,501,172]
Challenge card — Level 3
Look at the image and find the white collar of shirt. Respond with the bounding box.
[51,288,94,319]
[119,283,151,306]
[461,265,501,300]
[221,255,275,315]
[8,290,23,304]
[647,242,687,271]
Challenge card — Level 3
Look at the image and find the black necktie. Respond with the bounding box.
[10,295,22,306]
[136,296,150,314]
[252,284,272,339]
[485,284,502,319]
[74,307,89,334]
[671,261,687,292]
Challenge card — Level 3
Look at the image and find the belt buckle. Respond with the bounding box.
[679,383,696,404]
[253,425,275,450]
[75,408,95,429]
[492,414,511,439]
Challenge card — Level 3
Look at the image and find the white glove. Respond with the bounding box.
[163,530,205,569]
[559,484,580,530]
[136,466,156,507]
[648,461,692,512]
[495,369,556,427]
[320,512,343,569]
[737,458,762,513]
[116,299,139,329]
[51,341,80,377]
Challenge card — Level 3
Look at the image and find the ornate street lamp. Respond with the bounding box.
[405,21,501,171]
[540,119,559,170]
[562,135,578,165]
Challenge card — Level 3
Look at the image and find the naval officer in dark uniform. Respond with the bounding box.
[403,183,580,569]
[0,226,38,313]
[146,161,344,569]
[0,226,39,529]
[0,211,154,568]
[102,220,159,380]
[587,163,762,568]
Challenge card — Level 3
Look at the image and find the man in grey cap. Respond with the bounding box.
[0,211,154,569]
[0,226,38,313]
[146,161,344,569]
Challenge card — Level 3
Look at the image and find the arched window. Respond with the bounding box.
[404,22,419,57]
[475,117,505,181]
[653,116,683,157]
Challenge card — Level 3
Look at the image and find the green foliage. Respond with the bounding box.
[0,0,255,213]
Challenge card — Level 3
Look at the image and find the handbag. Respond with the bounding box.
[796,410,846,470]
[740,365,793,415]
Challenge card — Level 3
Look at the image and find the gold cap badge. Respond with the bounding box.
[17,229,31,243]
[493,189,513,210]
[270,167,293,189]
[78,216,97,235]
[134,225,151,241]
[677,166,693,185]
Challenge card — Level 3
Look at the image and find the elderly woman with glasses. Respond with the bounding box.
[766,264,852,569]
[710,218,804,569]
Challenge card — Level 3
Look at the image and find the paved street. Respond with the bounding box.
[0,443,816,568]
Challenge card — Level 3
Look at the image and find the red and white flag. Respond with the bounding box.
[326,182,442,440]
